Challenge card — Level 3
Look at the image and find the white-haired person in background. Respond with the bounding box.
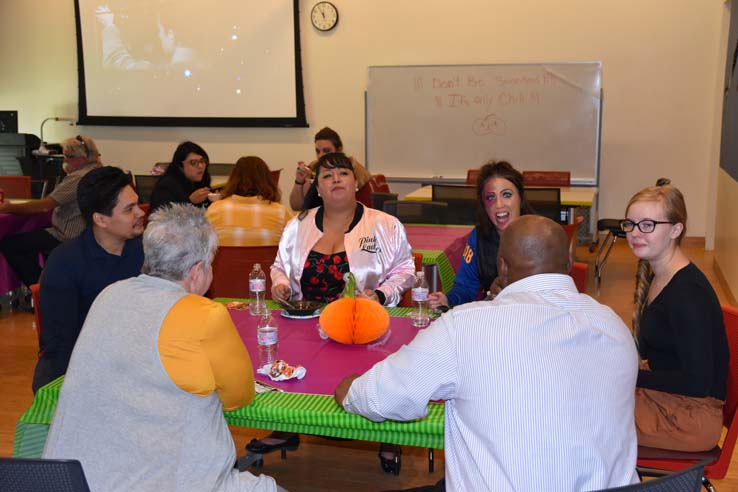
[0,135,102,292]
[43,204,284,492]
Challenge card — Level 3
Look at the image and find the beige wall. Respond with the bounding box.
[0,0,729,239]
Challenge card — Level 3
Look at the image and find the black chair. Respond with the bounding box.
[207,163,235,176]
[371,192,398,210]
[592,460,706,491]
[0,457,91,492]
[431,184,477,225]
[383,200,448,224]
[524,187,563,223]
[30,179,48,198]
[133,175,161,204]
[591,218,626,283]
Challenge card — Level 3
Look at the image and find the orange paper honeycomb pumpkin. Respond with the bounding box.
[318,273,390,344]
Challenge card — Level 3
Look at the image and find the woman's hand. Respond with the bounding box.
[189,187,210,205]
[359,289,380,303]
[272,284,292,302]
[428,292,449,310]
[294,161,312,185]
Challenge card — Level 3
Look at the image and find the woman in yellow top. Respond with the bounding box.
[206,156,293,246]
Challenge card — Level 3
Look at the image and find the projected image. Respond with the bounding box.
[95,3,204,72]
[75,0,305,125]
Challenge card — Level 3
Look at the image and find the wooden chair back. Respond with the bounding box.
[522,170,571,187]
[0,176,31,199]
[466,169,480,185]
[207,245,279,299]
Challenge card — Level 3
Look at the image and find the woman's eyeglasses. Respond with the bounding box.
[186,158,207,167]
[620,219,675,233]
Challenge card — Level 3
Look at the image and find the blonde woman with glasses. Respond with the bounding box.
[623,184,728,451]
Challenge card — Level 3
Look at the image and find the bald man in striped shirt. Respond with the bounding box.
[336,215,639,492]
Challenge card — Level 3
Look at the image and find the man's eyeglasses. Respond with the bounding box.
[620,219,675,233]
[186,158,207,167]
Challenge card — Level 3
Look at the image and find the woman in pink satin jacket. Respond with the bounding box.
[270,152,414,307]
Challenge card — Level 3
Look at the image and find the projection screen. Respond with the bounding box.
[74,0,307,127]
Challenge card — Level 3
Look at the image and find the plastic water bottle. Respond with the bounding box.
[411,271,430,328]
[256,311,279,367]
[249,263,266,316]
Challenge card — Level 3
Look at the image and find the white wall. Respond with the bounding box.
[0,0,727,237]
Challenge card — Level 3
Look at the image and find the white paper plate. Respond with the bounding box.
[280,310,321,319]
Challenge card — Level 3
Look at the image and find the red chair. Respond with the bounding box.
[138,203,151,228]
[371,174,390,192]
[0,176,31,199]
[207,245,279,299]
[356,174,391,207]
[636,304,738,492]
[270,169,282,187]
[561,215,584,250]
[569,262,588,294]
[522,170,571,187]
[466,169,480,185]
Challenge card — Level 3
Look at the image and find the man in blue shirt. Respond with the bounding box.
[32,166,146,393]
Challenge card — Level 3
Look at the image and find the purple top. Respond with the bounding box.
[231,309,422,396]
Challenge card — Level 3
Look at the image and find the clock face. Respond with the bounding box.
[311,2,338,31]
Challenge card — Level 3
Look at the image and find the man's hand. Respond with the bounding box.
[485,276,504,301]
[334,374,361,407]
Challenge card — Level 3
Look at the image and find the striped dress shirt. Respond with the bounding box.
[344,273,639,492]
[47,163,102,241]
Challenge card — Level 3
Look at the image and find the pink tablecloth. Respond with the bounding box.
[404,225,471,272]
[232,309,420,396]
[0,212,53,293]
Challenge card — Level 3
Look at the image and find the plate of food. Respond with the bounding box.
[224,301,249,310]
[278,300,323,319]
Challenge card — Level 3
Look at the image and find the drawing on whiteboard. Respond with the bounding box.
[472,113,506,136]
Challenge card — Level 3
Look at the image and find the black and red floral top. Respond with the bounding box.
[300,250,350,303]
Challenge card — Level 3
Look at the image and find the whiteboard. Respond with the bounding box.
[366,63,602,185]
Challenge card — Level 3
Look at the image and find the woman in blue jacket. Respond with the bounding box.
[429,161,531,309]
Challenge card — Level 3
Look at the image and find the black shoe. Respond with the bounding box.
[15,293,34,313]
[379,443,402,475]
[246,433,300,456]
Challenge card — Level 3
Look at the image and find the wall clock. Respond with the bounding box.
[311,2,339,32]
